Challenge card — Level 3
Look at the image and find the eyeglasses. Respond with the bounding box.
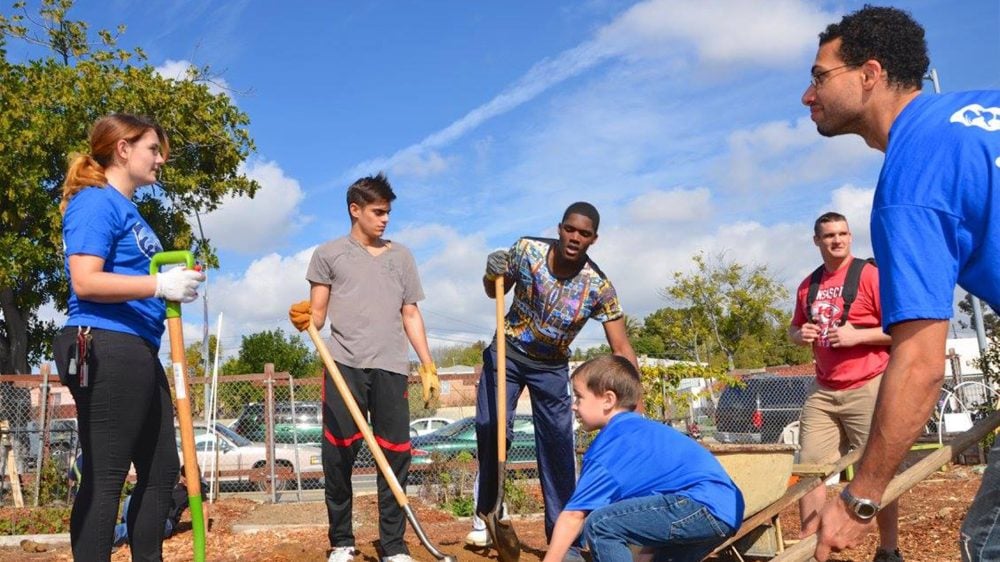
[809,64,856,88]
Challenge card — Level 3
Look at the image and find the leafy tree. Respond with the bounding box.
[216,329,320,416]
[639,363,741,422]
[660,253,793,370]
[0,0,259,374]
[957,294,999,337]
[184,334,221,379]
[433,340,487,367]
[223,329,319,380]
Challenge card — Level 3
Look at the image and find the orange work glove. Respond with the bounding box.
[418,362,440,407]
[288,300,312,332]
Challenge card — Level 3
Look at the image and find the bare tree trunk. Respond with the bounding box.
[0,286,30,375]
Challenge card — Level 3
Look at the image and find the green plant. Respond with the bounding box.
[502,474,540,515]
[36,457,69,506]
[0,507,71,534]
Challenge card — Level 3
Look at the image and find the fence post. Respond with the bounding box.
[288,376,303,501]
[264,363,276,502]
[34,364,51,507]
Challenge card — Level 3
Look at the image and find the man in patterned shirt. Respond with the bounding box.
[475,201,637,553]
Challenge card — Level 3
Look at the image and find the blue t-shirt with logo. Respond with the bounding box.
[63,186,166,346]
[564,412,744,529]
[871,91,1000,329]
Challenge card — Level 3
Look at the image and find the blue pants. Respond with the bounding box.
[113,496,176,548]
[961,438,1000,562]
[475,343,576,540]
[584,494,734,562]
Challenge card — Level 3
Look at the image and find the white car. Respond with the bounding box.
[177,423,322,491]
[409,416,454,437]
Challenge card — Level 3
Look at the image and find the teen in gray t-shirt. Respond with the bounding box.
[306,235,423,376]
[287,173,438,562]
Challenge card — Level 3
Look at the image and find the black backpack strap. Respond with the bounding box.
[806,265,825,323]
[839,258,874,326]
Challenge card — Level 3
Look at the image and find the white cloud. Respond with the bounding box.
[345,0,833,183]
[725,117,880,192]
[626,187,711,223]
[154,59,230,97]
[208,247,315,338]
[599,0,834,65]
[198,160,307,254]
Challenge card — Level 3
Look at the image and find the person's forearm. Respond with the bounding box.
[853,326,892,346]
[543,511,586,562]
[71,271,157,302]
[612,344,638,369]
[850,334,944,502]
[402,308,433,365]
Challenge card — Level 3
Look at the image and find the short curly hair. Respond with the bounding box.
[819,5,928,90]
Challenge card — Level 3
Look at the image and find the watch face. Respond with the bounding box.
[856,503,878,519]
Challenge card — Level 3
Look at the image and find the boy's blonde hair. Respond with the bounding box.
[571,355,643,411]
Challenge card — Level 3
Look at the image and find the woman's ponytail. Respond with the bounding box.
[59,153,107,215]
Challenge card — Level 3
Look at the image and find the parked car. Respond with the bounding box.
[409,416,454,437]
[714,375,813,444]
[180,422,322,491]
[231,402,323,445]
[410,415,537,467]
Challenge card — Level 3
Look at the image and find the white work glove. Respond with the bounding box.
[154,266,205,303]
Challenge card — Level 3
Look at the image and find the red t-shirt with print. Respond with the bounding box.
[791,260,889,390]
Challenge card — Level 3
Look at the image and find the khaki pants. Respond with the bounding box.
[798,375,883,464]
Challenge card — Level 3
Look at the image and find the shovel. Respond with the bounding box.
[481,276,521,561]
[303,322,457,562]
[151,251,206,562]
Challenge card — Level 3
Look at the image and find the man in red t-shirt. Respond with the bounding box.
[789,212,901,562]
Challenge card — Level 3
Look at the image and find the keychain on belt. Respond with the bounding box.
[67,327,92,387]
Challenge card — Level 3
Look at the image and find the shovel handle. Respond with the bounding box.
[149,250,195,318]
[306,324,409,506]
[154,250,205,562]
[495,276,507,464]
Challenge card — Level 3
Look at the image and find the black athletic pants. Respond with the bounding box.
[54,327,179,562]
[322,362,411,557]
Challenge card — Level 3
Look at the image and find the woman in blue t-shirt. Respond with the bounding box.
[53,113,204,561]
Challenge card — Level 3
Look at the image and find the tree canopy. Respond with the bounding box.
[630,253,811,370]
[0,0,259,374]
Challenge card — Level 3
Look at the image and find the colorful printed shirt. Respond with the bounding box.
[502,237,623,362]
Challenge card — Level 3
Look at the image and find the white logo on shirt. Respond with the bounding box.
[811,300,841,348]
[950,104,1000,132]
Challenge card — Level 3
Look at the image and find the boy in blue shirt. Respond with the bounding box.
[544,355,743,562]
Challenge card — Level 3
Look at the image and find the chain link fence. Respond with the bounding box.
[7,363,989,529]
[0,365,538,516]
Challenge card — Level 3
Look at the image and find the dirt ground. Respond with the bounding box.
[0,464,983,561]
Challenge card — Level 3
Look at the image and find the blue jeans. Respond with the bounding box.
[960,438,1000,562]
[113,495,176,547]
[583,494,734,562]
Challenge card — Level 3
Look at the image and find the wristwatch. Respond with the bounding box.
[840,487,880,520]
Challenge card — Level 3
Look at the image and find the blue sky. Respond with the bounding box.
[16,0,1000,360]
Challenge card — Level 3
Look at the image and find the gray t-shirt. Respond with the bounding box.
[305,236,424,376]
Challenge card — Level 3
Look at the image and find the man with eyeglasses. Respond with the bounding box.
[802,6,1000,562]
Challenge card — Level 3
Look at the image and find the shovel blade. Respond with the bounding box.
[483,511,521,562]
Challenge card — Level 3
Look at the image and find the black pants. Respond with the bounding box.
[322,363,411,557]
[54,327,179,562]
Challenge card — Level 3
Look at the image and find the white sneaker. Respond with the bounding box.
[465,528,492,547]
[327,546,357,562]
[381,555,417,562]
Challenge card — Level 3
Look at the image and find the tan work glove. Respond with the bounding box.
[288,300,312,332]
[418,362,440,407]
